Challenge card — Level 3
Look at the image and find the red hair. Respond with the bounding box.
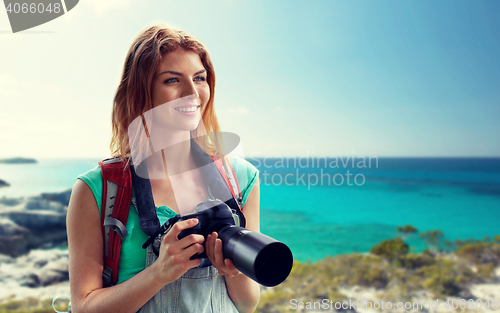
[111,24,221,162]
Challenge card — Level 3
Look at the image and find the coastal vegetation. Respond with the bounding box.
[0,226,499,313]
[0,297,69,313]
[257,227,500,313]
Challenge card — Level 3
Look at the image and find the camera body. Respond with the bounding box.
[177,199,240,261]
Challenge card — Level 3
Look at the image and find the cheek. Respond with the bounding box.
[153,85,178,107]
[199,85,210,105]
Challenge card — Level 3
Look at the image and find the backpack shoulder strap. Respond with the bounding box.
[210,153,246,227]
[98,157,132,287]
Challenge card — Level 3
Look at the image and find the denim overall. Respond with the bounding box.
[139,245,240,313]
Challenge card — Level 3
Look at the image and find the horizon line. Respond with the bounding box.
[2,155,500,161]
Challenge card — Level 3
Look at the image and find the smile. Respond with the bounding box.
[175,105,200,113]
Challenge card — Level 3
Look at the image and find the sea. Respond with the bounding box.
[1,157,499,263]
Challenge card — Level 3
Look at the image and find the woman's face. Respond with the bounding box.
[151,49,210,133]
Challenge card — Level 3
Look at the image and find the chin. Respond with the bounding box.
[176,121,202,133]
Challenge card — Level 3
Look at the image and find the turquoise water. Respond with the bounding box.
[255,157,500,262]
[1,157,499,262]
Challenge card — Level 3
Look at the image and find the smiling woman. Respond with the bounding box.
[66,24,261,313]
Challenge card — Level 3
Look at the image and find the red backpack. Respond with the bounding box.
[98,156,242,286]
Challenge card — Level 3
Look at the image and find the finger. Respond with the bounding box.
[223,258,240,277]
[185,258,202,271]
[164,234,205,258]
[162,218,199,243]
[213,238,238,277]
[177,233,205,248]
[205,234,213,259]
[207,232,217,259]
[177,242,205,261]
[213,238,227,273]
[167,242,204,268]
[172,254,203,273]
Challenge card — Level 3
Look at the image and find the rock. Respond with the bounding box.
[8,210,66,229]
[39,260,69,286]
[0,157,37,164]
[459,287,474,299]
[0,253,15,264]
[0,197,23,206]
[0,191,70,257]
[1,249,69,288]
[0,217,29,236]
[19,273,41,287]
[0,179,9,188]
[0,218,30,256]
[41,190,72,207]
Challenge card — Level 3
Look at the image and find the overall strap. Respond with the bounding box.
[99,157,132,287]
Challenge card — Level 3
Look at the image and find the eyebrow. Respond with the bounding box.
[159,69,207,76]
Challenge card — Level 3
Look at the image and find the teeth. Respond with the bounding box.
[175,106,199,112]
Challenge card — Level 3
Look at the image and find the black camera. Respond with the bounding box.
[147,199,293,287]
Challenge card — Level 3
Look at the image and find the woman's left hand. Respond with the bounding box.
[205,232,240,278]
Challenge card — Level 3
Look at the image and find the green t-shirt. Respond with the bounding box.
[77,155,259,284]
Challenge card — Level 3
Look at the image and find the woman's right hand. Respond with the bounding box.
[151,218,205,284]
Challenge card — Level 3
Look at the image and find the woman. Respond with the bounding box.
[66,24,261,313]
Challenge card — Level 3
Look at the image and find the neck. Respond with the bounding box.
[145,131,199,180]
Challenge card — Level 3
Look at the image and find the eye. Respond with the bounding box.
[164,77,179,84]
[194,76,206,82]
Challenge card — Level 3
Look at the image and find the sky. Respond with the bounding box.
[0,0,499,159]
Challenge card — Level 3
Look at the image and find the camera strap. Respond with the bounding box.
[142,215,180,250]
[191,140,246,228]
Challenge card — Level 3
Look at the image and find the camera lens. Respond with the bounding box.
[219,226,293,287]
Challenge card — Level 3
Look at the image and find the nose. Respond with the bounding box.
[181,80,199,99]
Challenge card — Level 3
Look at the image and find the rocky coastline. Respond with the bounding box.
[0,189,71,307]
[0,190,70,257]
[0,157,37,164]
[0,179,9,188]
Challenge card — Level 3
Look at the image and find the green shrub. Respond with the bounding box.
[419,230,444,251]
[397,225,418,241]
[0,297,69,313]
[419,261,462,296]
[397,253,435,269]
[351,265,389,289]
[455,242,500,265]
[370,238,409,261]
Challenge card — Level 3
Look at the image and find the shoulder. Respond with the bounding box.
[78,165,102,182]
[76,165,103,212]
[227,155,259,178]
[227,155,259,207]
